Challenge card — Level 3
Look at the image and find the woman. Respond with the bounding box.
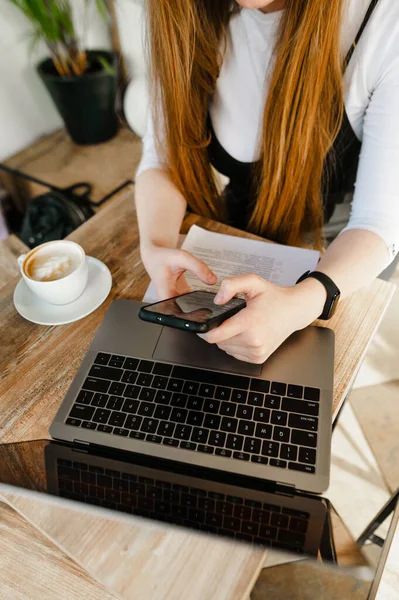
[135,0,399,364]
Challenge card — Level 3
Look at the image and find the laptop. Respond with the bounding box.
[0,439,336,560]
[50,299,334,494]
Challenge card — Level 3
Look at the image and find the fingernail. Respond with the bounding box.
[214,292,223,304]
[208,273,217,283]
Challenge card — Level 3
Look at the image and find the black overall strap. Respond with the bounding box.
[343,0,380,70]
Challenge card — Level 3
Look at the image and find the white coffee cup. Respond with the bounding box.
[17,240,89,305]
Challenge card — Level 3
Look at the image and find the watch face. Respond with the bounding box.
[328,291,341,318]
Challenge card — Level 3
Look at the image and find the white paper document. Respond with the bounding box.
[143,225,320,302]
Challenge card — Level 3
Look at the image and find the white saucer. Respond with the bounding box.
[13,256,112,326]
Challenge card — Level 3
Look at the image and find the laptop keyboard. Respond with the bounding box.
[57,458,310,552]
[65,353,320,473]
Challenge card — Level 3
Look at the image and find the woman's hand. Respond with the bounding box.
[140,244,217,300]
[198,274,327,364]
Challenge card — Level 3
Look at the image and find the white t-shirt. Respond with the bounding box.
[137,0,399,260]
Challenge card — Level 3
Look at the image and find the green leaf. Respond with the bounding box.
[97,55,116,76]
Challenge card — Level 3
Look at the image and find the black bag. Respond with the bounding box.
[0,165,133,249]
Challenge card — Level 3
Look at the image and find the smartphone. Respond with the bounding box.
[138,290,246,333]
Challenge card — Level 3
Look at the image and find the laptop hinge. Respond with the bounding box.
[274,482,295,497]
[73,439,90,447]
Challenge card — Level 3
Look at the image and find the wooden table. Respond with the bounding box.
[0,188,395,599]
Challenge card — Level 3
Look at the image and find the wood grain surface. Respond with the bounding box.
[0,501,118,600]
[0,194,394,443]
[0,491,266,600]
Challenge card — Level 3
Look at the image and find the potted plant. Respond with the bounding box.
[9,0,118,145]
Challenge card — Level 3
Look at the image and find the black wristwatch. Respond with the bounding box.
[296,271,341,320]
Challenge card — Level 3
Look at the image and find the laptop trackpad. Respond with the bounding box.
[153,327,262,377]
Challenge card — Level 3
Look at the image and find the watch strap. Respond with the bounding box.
[296,271,341,320]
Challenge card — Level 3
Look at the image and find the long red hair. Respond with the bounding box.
[146,0,344,248]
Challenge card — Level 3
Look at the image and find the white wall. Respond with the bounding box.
[0,1,145,162]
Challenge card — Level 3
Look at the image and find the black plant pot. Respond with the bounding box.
[37,50,118,145]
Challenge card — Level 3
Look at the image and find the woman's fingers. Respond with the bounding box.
[172,250,217,285]
[198,311,248,344]
[214,274,266,304]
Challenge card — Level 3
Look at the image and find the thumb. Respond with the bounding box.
[172,250,217,285]
[214,274,266,304]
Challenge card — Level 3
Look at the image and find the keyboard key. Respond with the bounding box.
[82,377,110,393]
[255,424,272,439]
[233,451,250,461]
[215,501,233,516]
[269,458,287,469]
[109,382,126,396]
[153,362,173,376]
[175,424,192,440]
[288,462,316,474]
[237,405,253,420]
[92,408,111,424]
[203,399,220,414]
[125,415,142,430]
[199,383,215,397]
[187,411,204,427]
[282,398,319,416]
[244,438,261,454]
[146,434,162,444]
[139,388,156,402]
[123,357,139,371]
[304,387,320,401]
[170,408,188,423]
[197,445,214,454]
[138,360,154,373]
[282,508,310,519]
[191,428,209,444]
[89,364,123,381]
[113,428,129,437]
[215,386,231,400]
[233,505,251,520]
[141,418,159,433]
[280,444,298,461]
[122,399,139,414]
[254,408,270,423]
[172,365,250,390]
[247,392,263,406]
[107,396,124,411]
[180,441,197,451]
[90,393,109,408]
[291,430,317,448]
[154,405,172,420]
[271,411,287,426]
[109,412,126,427]
[220,417,238,433]
[162,438,179,447]
[271,382,286,396]
[273,427,290,443]
[76,390,94,405]
[226,434,244,451]
[167,378,184,392]
[157,421,176,436]
[186,396,204,411]
[97,424,113,433]
[299,447,317,465]
[171,393,188,408]
[121,371,138,384]
[138,402,156,417]
[231,390,248,403]
[129,431,145,440]
[183,381,199,395]
[137,373,153,387]
[287,384,303,398]
[289,414,318,432]
[81,421,97,430]
[262,441,279,457]
[69,405,95,420]
[241,521,259,535]
[154,390,172,405]
[264,395,281,409]
[238,420,255,436]
[203,414,221,429]
[271,513,289,528]
[289,517,308,533]
[278,529,306,548]
[215,448,232,457]
[94,352,110,365]
[152,376,168,390]
[123,385,140,399]
[66,418,81,427]
[220,402,237,417]
[208,431,226,447]
[251,455,268,464]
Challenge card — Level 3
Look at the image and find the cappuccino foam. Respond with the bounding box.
[26,250,80,282]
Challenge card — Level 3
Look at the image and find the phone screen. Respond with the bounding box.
[144,291,245,324]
